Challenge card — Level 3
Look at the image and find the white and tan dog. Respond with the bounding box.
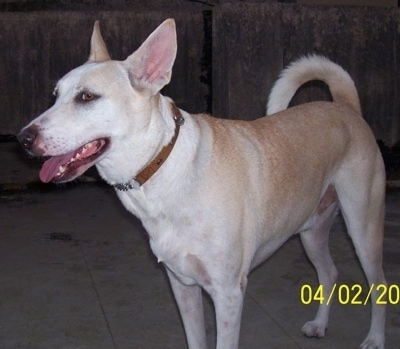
[18,19,386,349]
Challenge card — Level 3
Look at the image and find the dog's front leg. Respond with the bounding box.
[166,269,207,349]
[211,281,247,349]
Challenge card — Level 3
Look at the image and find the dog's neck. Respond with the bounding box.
[113,102,185,191]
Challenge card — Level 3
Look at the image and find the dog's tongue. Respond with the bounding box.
[39,151,76,183]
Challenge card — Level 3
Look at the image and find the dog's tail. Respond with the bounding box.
[266,55,362,116]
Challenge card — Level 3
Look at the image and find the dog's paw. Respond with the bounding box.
[360,337,384,349]
[301,320,327,338]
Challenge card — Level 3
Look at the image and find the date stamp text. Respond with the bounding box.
[300,284,400,306]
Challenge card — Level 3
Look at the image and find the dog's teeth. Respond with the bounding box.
[58,165,65,173]
[76,142,94,159]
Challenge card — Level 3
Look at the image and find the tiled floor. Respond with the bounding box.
[0,142,399,348]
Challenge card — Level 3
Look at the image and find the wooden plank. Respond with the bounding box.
[213,3,284,120]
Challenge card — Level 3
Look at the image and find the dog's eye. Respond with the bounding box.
[53,88,58,98]
[75,91,99,104]
[81,92,95,101]
[75,91,100,103]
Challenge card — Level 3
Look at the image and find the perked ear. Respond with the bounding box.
[124,19,177,95]
[87,21,111,63]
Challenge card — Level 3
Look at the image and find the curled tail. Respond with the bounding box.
[267,55,361,116]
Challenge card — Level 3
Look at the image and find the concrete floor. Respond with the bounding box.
[0,142,399,349]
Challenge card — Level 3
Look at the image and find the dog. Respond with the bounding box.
[18,19,386,349]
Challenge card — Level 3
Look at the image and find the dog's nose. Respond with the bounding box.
[18,126,38,150]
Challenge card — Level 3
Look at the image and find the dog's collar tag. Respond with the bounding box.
[114,182,136,191]
[114,102,184,191]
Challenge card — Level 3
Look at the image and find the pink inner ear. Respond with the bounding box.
[143,26,176,83]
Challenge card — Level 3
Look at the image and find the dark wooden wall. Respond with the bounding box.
[0,2,399,146]
[213,3,400,145]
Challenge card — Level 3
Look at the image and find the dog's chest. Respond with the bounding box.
[118,190,212,286]
[148,231,211,286]
[146,215,214,286]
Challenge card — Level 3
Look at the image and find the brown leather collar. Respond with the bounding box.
[114,103,185,191]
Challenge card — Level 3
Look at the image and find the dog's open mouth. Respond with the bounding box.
[39,138,110,183]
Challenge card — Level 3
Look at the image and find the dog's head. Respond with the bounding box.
[18,19,177,184]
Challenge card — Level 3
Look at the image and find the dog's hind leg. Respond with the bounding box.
[166,269,207,349]
[336,159,386,349]
[300,189,339,338]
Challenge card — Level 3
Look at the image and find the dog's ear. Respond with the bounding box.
[88,21,111,63]
[124,19,177,95]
